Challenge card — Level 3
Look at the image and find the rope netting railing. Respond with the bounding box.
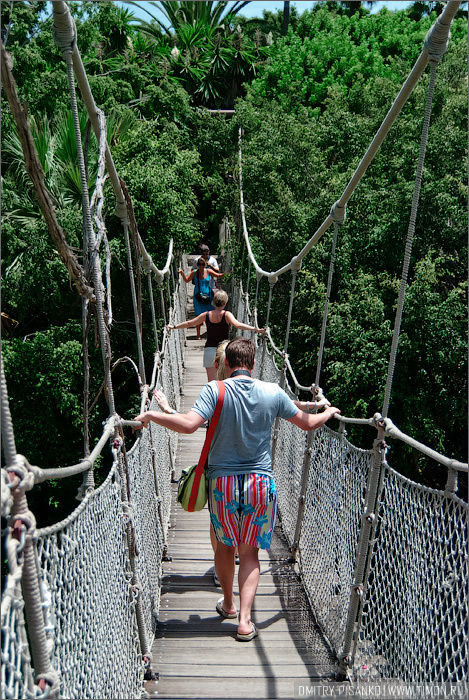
[228,3,467,680]
[2,0,190,693]
[231,309,467,684]
[1,273,187,700]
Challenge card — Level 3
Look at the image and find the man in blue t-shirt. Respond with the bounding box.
[135,338,340,642]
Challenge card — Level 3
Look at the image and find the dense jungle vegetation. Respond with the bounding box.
[1,1,467,524]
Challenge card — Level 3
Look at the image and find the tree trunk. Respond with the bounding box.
[1,44,94,302]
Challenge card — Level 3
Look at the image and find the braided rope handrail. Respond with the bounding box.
[51,0,172,284]
[237,1,460,282]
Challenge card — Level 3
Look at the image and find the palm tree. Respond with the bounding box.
[128,1,252,36]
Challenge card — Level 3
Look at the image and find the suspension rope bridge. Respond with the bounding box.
[1,2,467,698]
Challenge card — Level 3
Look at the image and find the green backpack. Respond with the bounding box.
[177,464,207,511]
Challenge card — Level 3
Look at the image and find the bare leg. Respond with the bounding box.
[210,525,219,585]
[237,543,260,635]
[209,524,217,554]
[206,366,217,381]
[214,541,236,615]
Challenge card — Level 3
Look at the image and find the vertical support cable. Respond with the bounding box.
[291,430,315,557]
[123,219,146,385]
[315,222,339,388]
[260,277,277,380]
[113,437,152,669]
[382,62,438,418]
[284,263,300,353]
[254,272,261,317]
[245,258,252,314]
[63,50,115,414]
[146,271,160,354]
[159,281,167,327]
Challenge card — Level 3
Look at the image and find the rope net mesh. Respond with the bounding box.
[1,580,39,699]
[35,468,143,699]
[356,465,468,683]
[1,271,186,700]
[2,274,468,695]
[299,427,371,654]
[253,319,466,682]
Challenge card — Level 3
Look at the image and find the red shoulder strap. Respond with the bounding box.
[188,381,225,512]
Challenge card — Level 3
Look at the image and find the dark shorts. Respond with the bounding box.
[208,473,277,550]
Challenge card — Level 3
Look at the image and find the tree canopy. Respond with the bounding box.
[1,1,467,523]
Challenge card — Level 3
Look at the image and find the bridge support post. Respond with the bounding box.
[113,436,152,674]
[290,430,315,561]
[338,416,387,680]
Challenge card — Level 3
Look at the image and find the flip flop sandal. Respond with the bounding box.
[236,623,257,642]
[216,598,237,619]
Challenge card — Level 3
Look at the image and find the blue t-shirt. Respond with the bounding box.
[191,377,298,478]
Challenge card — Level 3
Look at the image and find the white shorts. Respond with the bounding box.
[203,346,217,368]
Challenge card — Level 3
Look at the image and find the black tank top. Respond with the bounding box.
[205,311,230,348]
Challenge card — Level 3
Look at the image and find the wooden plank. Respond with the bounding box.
[155,663,329,679]
[145,677,335,699]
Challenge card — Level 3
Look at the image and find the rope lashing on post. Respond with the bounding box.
[91,109,113,326]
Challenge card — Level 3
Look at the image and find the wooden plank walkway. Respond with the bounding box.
[145,286,337,699]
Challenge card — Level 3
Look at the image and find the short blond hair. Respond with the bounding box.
[213,290,228,308]
[215,340,230,380]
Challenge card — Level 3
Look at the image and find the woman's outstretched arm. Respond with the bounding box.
[168,312,207,330]
[179,268,194,283]
[225,311,263,333]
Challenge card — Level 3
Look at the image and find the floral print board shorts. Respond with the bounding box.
[208,473,277,550]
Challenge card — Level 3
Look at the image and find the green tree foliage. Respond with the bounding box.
[1,0,467,524]
[131,1,269,107]
[232,6,467,483]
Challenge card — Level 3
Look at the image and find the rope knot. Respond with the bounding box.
[7,455,37,492]
[330,201,347,223]
[268,274,278,286]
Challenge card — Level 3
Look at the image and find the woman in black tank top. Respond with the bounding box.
[168,289,264,381]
